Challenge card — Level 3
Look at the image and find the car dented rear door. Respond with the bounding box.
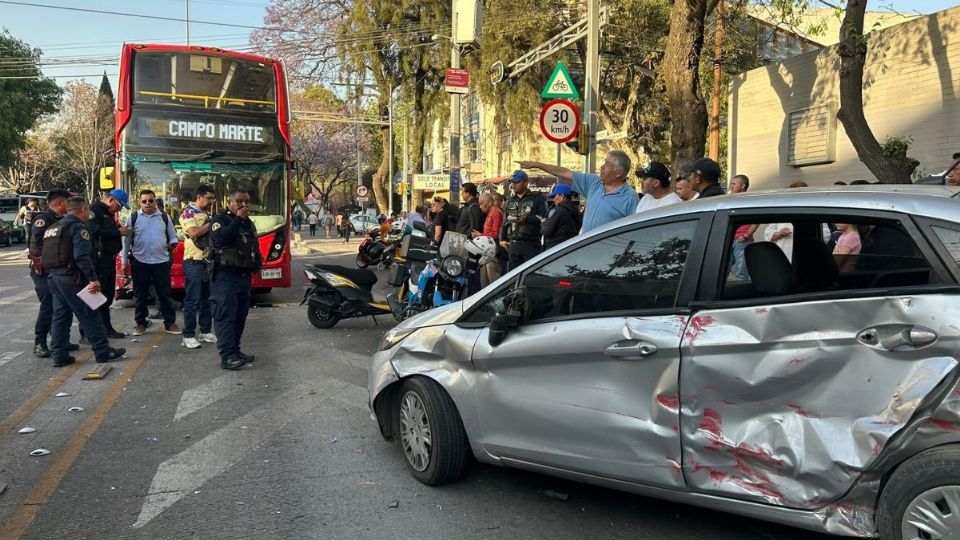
[470,217,708,488]
[678,210,960,510]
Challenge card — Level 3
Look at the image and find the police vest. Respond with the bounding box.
[505,196,542,241]
[215,219,262,271]
[40,220,75,270]
[28,211,59,258]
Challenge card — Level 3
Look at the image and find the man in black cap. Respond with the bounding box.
[682,157,725,198]
[635,162,682,213]
[501,170,547,270]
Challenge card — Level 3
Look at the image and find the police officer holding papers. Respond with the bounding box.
[42,196,125,367]
[210,189,262,370]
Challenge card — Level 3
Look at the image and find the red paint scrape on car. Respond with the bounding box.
[656,394,680,411]
[698,408,723,440]
[684,315,716,341]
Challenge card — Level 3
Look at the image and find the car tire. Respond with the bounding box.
[307,304,338,329]
[396,377,468,486]
[876,444,960,540]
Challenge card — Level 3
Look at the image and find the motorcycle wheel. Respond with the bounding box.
[307,304,339,329]
[356,254,369,268]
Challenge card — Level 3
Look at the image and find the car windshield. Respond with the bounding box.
[121,159,286,235]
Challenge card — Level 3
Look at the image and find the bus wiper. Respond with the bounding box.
[246,153,283,163]
[184,150,222,162]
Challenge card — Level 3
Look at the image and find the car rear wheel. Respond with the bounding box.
[877,445,960,540]
[396,377,467,485]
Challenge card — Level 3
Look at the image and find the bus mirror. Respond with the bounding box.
[99,167,115,189]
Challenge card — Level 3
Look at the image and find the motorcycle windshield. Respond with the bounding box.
[439,231,470,259]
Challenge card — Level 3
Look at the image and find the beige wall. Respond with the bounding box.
[729,6,960,189]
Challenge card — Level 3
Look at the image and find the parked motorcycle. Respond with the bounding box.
[356,221,416,269]
[386,232,496,321]
[301,263,394,328]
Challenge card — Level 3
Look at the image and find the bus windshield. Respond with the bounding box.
[122,159,286,235]
[133,51,276,113]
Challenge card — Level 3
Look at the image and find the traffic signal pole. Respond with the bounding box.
[583,0,600,173]
[449,9,462,206]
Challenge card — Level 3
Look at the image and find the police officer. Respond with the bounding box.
[43,196,125,367]
[210,189,262,370]
[88,188,131,338]
[28,189,79,358]
[501,170,547,270]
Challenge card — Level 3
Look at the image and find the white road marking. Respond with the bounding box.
[0,351,24,367]
[0,290,37,305]
[173,372,246,421]
[0,286,18,294]
[133,377,367,528]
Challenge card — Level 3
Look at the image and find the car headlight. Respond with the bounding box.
[441,256,463,277]
[378,326,418,351]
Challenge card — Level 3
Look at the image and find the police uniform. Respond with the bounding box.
[504,190,547,270]
[43,215,125,366]
[209,209,261,369]
[88,200,124,336]
[28,208,63,357]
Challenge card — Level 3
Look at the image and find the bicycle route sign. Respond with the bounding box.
[540,61,579,100]
[539,99,580,144]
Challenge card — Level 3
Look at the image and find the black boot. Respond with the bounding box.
[33,343,51,358]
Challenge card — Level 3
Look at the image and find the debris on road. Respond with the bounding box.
[18,427,36,434]
[329,437,338,443]
[67,406,84,413]
[542,490,569,501]
[30,448,50,456]
[387,500,399,508]
[83,365,112,380]
[55,392,70,397]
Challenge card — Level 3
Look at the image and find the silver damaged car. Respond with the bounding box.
[368,185,960,539]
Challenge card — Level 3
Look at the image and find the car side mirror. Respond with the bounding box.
[489,313,519,347]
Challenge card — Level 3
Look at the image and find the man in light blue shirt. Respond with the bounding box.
[518,151,638,233]
[121,189,181,336]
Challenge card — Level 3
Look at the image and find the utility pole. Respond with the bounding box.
[185,0,190,45]
[583,0,600,173]
[355,81,363,212]
[403,118,410,212]
[449,7,462,206]
[709,0,725,161]
[388,87,395,216]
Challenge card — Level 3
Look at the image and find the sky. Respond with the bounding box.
[2,0,959,90]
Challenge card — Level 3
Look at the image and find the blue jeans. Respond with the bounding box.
[182,260,211,338]
[731,239,753,281]
[48,273,110,361]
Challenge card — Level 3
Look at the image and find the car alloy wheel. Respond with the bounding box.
[901,486,960,539]
[399,390,431,472]
[394,377,467,485]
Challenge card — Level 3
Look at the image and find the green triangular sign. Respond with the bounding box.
[541,61,580,99]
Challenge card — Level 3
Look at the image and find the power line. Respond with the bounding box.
[0,0,267,29]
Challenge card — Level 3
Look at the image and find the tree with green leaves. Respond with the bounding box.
[0,30,62,169]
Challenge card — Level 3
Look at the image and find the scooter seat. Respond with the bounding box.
[314,264,378,287]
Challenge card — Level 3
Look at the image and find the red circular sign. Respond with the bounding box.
[539,99,580,144]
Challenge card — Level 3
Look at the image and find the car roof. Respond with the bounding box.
[590,185,960,236]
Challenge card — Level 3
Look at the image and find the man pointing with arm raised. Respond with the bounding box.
[518,150,638,233]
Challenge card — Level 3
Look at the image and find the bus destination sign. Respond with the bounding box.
[138,116,274,145]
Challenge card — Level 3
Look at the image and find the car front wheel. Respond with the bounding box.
[877,445,960,540]
[396,377,467,485]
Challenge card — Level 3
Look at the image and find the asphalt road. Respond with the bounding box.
[0,239,836,539]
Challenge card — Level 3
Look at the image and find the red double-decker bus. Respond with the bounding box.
[108,43,292,295]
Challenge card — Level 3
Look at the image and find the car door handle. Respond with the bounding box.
[857,325,937,351]
[604,340,658,358]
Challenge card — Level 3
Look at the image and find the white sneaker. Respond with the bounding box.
[181,337,202,349]
[197,332,217,343]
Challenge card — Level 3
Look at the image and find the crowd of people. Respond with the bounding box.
[28,187,262,371]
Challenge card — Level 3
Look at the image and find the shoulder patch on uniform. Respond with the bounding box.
[34,219,45,228]
[211,223,222,231]
[80,229,90,241]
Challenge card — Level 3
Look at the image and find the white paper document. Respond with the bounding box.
[77,288,108,310]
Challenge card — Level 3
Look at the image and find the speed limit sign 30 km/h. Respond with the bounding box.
[539,99,580,144]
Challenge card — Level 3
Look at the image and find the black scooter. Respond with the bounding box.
[301,263,393,328]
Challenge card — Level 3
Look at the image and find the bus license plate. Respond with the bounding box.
[261,269,282,280]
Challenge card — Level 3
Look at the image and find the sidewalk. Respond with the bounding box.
[290,232,361,256]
